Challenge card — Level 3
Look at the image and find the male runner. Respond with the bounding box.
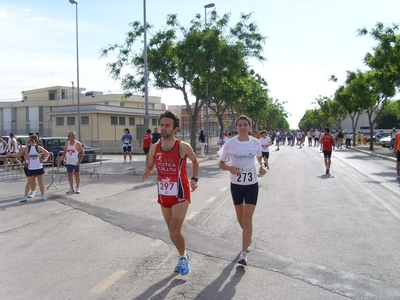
[142,110,199,275]
[320,128,335,174]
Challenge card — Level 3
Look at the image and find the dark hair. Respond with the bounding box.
[146,129,151,134]
[9,133,14,138]
[35,132,40,135]
[260,130,267,135]
[235,115,251,126]
[30,134,38,143]
[325,127,330,133]
[29,132,34,136]
[124,128,130,134]
[160,110,179,128]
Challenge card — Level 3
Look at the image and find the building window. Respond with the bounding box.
[62,90,66,99]
[67,117,75,125]
[49,92,55,100]
[119,117,125,125]
[81,116,89,125]
[56,117,64,126]
[129,117,135,126]
[26,107,29,122]
[152,118,158,126]
[39,107,43,122]
[23,96,27,101]
[111,116,118,125]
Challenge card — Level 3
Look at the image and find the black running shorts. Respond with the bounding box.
[230,182,259,206]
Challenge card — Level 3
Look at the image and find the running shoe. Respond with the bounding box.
[28,191,36,198]
[238,250,247,266]
[174,257,181,273]
[41,195,47,201]
[123,161,126,164]
[397,176,400,180]
[266,165,270,170]
[66,188,74,195]
[75,188,80,194]
[19,196,28,203]
[179,254,190,275]
[129,161,132,164]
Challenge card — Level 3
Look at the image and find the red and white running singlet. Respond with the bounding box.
[155,140,190,206]
[322,134,334,151]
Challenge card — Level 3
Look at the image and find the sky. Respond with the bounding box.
[1,0,399,128]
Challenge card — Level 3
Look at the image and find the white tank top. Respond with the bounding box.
[28,145,43,170]
[9,137,19,153]
[65,141,80,165]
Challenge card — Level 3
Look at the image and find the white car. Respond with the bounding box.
[378,135,391,147]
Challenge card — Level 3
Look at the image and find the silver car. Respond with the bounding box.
[378,135,391,147]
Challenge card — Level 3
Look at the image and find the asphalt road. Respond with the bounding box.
[0,144,399,300]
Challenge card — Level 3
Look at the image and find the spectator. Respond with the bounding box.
[121,128,133,164]
[152,127,161,144]
[143,129,152,165]
[217,131,228,149]
[390,128,397,152]
[198,130,206,158]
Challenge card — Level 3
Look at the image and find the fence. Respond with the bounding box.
[0,148,102,187]
[56,148,102,183]
[0,153,57,189]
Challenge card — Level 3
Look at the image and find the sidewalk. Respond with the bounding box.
[352,144,397,162]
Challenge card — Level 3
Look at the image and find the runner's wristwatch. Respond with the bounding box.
[191,177,198,182]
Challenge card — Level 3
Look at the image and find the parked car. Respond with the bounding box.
[378,135,391,147]
[374,132,390,142]
[40,137,97,164]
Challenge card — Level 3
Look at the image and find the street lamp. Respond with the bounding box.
[204,3,215,153]
[143,0,149,131]
[69,0,81,141]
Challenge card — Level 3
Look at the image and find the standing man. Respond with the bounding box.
[320,128,335,174]
[61,130,85,194]
[152,127,161,144]
[390,127,397,152]
[395,131,400,180]
[142,129,152,165]
[142,110,199,276]
[35,132,43,146]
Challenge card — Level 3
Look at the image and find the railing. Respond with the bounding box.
[57,148,102,183]
[0,153,57,190]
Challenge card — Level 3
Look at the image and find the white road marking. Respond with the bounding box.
[220,186,229,192]
[207,196,217,203]
[186,211,199,220]
[89,269,128,295]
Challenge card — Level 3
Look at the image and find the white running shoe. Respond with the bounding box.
[238,250,247,266]
[66,188,74,195]
[75,188,80,194]
[28,191,36,198]
[41,195,47,201]
[19,196,28,203]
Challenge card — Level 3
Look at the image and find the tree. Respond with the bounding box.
[376,99,400,129]
[334,72,366,147]
[101,12,266,150]
[358,22,400,90]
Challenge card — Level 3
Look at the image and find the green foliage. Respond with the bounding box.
[101,11,268,148]
[376,99,400,128]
